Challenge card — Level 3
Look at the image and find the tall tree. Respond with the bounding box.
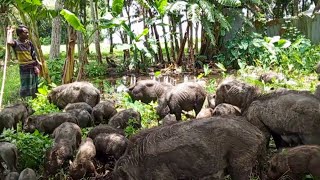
[49,0,64,60]
[90,0,102,64]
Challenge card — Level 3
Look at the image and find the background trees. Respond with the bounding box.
[0,0,319,84]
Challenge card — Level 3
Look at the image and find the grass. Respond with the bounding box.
[0,63,21,106]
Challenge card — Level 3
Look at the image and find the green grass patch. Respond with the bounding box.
[0,63,21,106]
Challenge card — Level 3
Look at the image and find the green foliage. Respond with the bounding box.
[81,127,93,138]
[0,128,53,171]
[0,64,20,106]
[205,79,217,94]
[84,61,107,78]
[46,58,64,85]
[112,0,124,16]
[0,45,5,59]
[117,92,159,130]
[29,84,60,115]
[220,31,320,76]
[124,119,139,137]
[39,36,51,45]
[60,9,85,33]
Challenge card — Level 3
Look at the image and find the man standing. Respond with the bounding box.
[7,25,40,98]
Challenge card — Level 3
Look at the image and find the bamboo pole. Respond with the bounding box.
[0,43,9,109]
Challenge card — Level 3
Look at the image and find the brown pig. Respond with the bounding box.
[18,168,36,180]
[267,145,320,180]
[69,138,98,179]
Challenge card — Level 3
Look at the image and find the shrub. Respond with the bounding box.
[46,58,65,85]
[84,61,107,78]
[29,84,60,115]
[0,128,53,171]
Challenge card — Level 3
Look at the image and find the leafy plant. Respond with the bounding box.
[28,84,60,115]
[46,58,65,85]
[84,61,107,78]
[124,118,139,137]
[117,92,159,130]
[0,128,53,171]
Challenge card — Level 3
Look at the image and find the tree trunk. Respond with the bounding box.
[148,10,164,64]
[0,5,10,60]
[62,26,77,84]
[91,0,102,63]
[161,18,170,63]
[293,0,299,16]
[105,0,114,54]
[169,16,176,63]
[49,0,64,60]
[176,23,190,66]
[194,22,199,54]
[188,21,194,69]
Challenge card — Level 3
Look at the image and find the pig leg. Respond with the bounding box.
[309,156,320,177]
[228,158,252,180]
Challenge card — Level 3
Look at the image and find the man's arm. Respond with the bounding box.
[7,26,15,46]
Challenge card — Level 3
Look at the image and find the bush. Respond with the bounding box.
[0,128,53,171]
[84,61,107,78]
[46,58,65,85]
[29,84,60,115]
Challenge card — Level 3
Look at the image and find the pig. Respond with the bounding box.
[48,81,100,109]
[113,116,266,180]
[0,103,33,132]
[245,90,320,149]
[66,109,93,128]
[18,168,36,180]
[196,108,214,119]
[92,100,117,125]
[160,114,177,126]
[259,72,285,83]
[69,138,98,179]
[267,145,320,180]
[212,103,241,116]
[5,172,19,180]
[157,82,207,120]
[108,109,141,130]
[64,102,93,114]
[128,80,173,104]
[215,78,260,112]
[45,122,82,175]
[94,133,128,160]
[23,112,78,134]
[0,142,18,173]
[87,124,125,140]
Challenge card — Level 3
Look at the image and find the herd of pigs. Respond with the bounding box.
[0,76,320,180]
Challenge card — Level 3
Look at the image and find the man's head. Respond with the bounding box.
[16,25,29,40]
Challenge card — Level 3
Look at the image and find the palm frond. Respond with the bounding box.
[198,0,215,22]
[213,10,231,31]
[216,0,241,7]
[187,3,201,23]
[136,0,151,9]
[168,1,187,14]
[201,18,216,46]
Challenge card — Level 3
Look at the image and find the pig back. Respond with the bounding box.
[114,116,265,179]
